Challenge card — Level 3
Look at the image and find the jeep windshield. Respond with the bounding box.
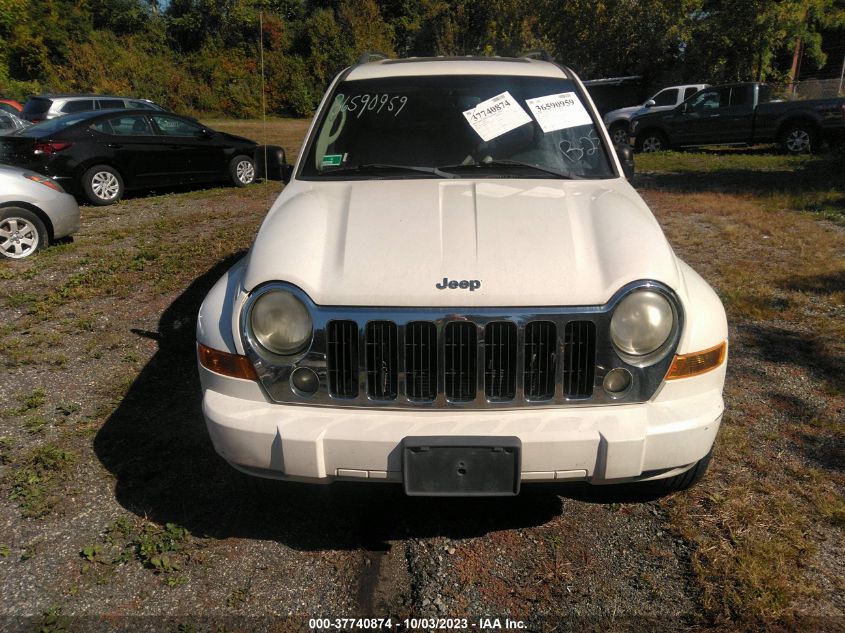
[300,75,616,180]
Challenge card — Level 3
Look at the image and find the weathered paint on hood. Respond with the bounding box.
[242,178,680,307]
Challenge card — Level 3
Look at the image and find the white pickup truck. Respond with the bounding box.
[196,55,728,496]
[603,84,708,145]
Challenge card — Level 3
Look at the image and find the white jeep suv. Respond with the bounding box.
[196,55,727,496]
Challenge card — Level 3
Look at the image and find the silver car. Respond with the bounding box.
[0,110,29,135]
[21,94,164,123]
[0,165,79,259]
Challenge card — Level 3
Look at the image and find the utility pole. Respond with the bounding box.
[839,53,845,96]
[788,37,802,95]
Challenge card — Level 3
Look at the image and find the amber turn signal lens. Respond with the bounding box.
[665,341,727,380]
[23,172,65,193]
[198,343,258,381]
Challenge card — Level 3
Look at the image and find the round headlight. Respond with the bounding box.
[250,290,312,355]
[610,290,674,357]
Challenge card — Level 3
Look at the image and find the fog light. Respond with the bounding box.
[603,368,632,396]
[291,367,319,396]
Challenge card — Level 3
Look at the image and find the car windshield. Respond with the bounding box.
[301,74,615,180]
[13,111,96,136]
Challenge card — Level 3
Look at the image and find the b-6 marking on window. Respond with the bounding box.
[526,92,592,133]
[462,91,532,142]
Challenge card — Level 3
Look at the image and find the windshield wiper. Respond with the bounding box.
[438,159,577,179]
[323,163,456,178]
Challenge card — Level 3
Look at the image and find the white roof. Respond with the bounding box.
[346,57,571,81]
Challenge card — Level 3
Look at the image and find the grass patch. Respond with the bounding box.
[8,444,77,518]
[15,388,46,414]
[23,416,50,435]
[200,117,310,154]
[637,148,812,173]
[661,421,829,624]
[640,146,845,625]
[80,518,192,586]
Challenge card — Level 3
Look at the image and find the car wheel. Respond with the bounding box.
[638,131,668,153]
[659,447,713,492]
[82,165,124,205]
[0,207,48,260]
[609,122,629,145]
[780,124,817,154]
[230,155,255,187]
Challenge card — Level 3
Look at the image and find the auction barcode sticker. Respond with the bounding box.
[525,92,592,133]
[463,92,532,142]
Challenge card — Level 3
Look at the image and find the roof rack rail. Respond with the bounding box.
[357,51,389,65]
[520,50,553,62]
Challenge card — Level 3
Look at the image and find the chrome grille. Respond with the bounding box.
[241,280,684,409]
[323,318,598,405]
[326,320,358,398]
[444,322,477,402]
[563,321,596,398]
[405,321,437,401]
[366,321,397,400]
[524,321,556,400]
[485,322,517,401]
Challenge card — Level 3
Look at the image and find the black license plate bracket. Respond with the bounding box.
[402,436,521,497]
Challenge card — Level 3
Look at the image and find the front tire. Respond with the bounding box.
[609,122,629,146]
[82,165,124,205]
[638,130,669,153]
[780,123,817,154]
[0,208,48,260]
[230,155,255,187]
[659,447,713,492]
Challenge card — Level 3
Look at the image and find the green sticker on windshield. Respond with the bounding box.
[321,154,343,167]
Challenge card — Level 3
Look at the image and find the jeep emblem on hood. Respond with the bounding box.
[436,277,481,291]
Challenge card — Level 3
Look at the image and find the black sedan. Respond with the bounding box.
[0,110,258,205]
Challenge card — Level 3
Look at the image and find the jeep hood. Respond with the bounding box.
[242,179,680,307]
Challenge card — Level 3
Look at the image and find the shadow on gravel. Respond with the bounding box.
[740,322,844,389]
[95,258,673,552]
[782,269,845,295]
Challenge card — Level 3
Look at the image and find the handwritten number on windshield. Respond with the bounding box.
[336,94,408,117]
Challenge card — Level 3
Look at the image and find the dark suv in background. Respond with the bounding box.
[21,95,164,123]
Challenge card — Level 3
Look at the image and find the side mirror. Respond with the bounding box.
[254,145,294,183]
[615,144,635,180]
[199,128,215,139]
[644,100,656,108]
[680,103,689,114]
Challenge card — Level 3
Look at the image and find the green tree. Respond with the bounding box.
[683,0,845,83]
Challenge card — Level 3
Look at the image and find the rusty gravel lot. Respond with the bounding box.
[0,120,843,632]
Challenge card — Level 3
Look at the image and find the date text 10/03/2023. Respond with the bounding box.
[309,617,527,630]
[308,618,527,630]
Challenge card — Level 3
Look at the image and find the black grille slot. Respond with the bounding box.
[484,322,516,401]
[524,321,556,400]
[326,320,358,398]
[563,321,596,398]
[405,321,437,401]
[366,321,397,400]
[444,322,477,402]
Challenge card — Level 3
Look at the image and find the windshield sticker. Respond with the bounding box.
[462,92,532,142]
[526,92,592,133]
[337,94,408,118]
[321,154,343,167]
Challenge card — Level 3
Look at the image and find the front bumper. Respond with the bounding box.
[45,191,80,239]
[200,366,723,485]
